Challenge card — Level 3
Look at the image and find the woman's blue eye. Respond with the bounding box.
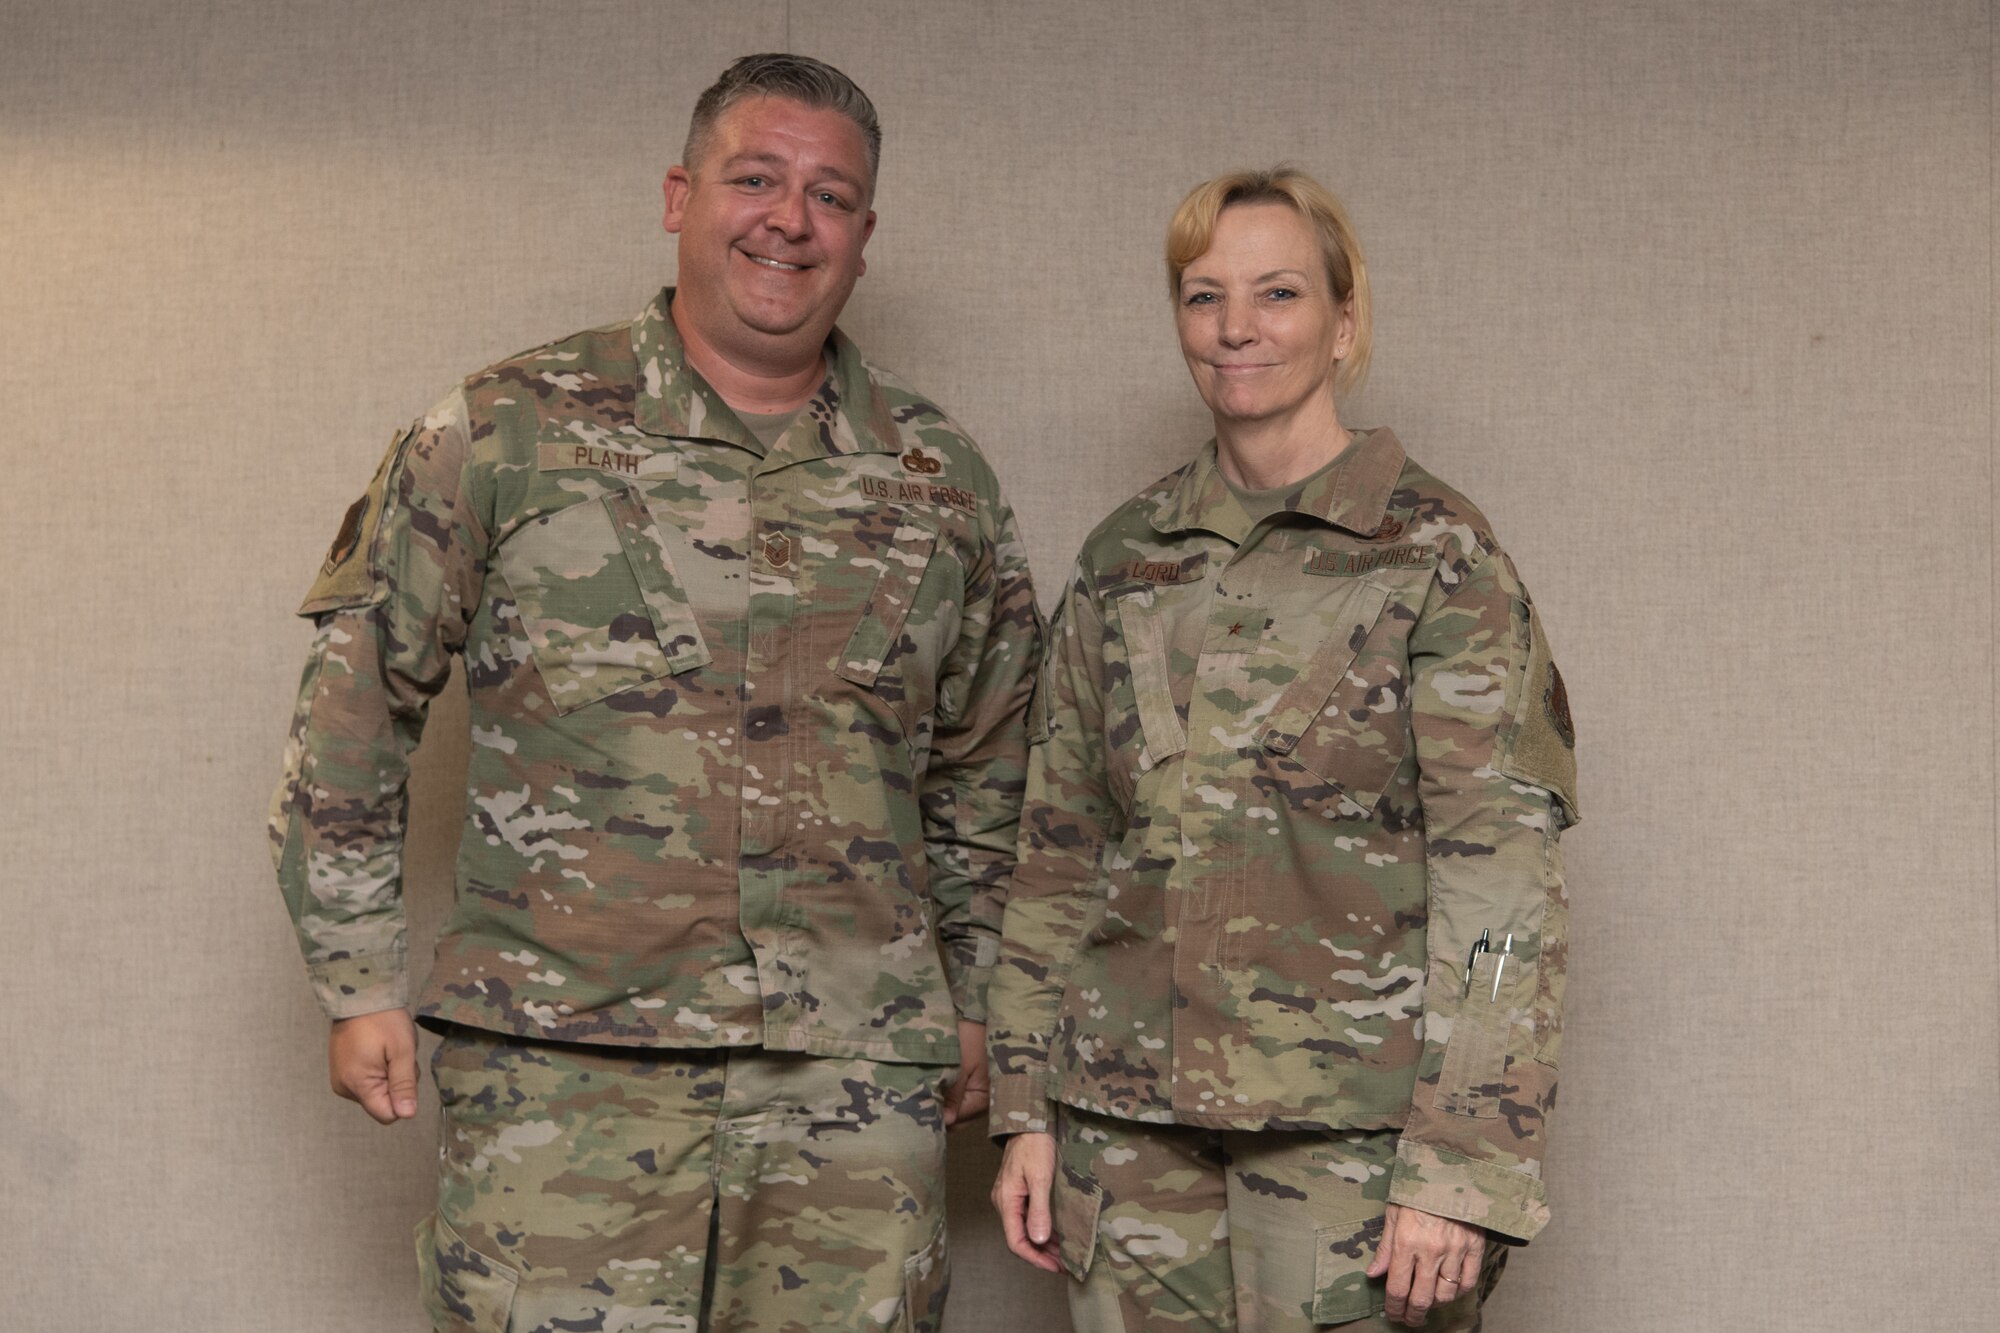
[1184,292,1216,306]
[1267,287,1297,300]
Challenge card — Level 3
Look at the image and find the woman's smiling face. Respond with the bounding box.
[1174,201,1355,429]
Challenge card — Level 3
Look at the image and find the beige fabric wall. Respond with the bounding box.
[3,1,1994,1329]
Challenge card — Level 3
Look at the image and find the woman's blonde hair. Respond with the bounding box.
[1165,166,1372,398]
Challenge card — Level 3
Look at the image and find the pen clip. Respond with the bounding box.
[1463,928,1491,997]
[1490,932,1515,1003]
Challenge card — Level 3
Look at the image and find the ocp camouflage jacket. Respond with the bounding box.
[270,289,1040,1065]
[986,429,1577,1239]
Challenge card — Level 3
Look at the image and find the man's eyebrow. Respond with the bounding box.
[717,151,864,189]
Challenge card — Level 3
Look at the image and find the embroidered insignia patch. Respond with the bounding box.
[1370,516,1406,542]
[1119,553,1207,586]
[900,446,943,476]
[858,473,978,515]
[536,443,657,476]
[323,495,369,576]
[1301,545,1434,577]
[1545,664,1575,748]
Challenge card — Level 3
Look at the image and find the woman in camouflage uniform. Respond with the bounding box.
[986,168,1580,1331]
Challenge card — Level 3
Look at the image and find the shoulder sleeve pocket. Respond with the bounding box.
[1497,601,1579,825]
[297,428,410,615]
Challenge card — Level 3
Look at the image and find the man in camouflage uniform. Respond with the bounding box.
[270,54,1039,1331]
[987,427,1577,1329]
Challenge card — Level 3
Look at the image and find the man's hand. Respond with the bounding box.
[940,1019,990,1128]
[991,1131,1062,1272]
[1365,1203,1486,1326]
[328,1009,420,1125]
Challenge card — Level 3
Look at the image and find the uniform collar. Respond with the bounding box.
[630,287,899,460]
[1149,427,1407,542]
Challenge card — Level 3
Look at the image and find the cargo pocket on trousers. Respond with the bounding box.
[416,1213,519,1332]
[497,487,710,714]
[1052,1159,1105,1282]
[899,1221,950,1333]
[1311,1210,1389,1323]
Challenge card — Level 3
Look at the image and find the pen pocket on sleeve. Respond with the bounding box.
[1436,952,1511,1119]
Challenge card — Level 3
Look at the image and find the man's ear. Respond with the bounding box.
[662,167,693,234]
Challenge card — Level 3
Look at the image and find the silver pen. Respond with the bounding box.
[1490,932,1515,1003]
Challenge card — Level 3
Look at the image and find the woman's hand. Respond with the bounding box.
[990,1131,1063,1272]
[940,1020,990,1127]
[1365,1203,1485,1326]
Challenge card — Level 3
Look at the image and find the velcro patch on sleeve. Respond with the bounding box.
[1501,606,1580,822]
[298,431,405,615]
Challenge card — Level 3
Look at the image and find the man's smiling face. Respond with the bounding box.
[663,95,877,363]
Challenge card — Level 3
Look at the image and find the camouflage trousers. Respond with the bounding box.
[1050,1106,1505,1332]
[416,1026,950,1332]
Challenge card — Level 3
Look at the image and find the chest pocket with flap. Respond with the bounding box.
[496,485,710,714]
[831,516,962,738]
[1260,566,1427,819]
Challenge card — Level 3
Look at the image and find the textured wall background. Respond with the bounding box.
[2,2,1994,1329]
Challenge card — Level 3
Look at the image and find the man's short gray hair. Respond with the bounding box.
[684,53,882,188]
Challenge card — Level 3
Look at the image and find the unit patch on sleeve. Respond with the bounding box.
[298,428,406,615]
[1545,663,1575,749]
[323,495,369,576]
